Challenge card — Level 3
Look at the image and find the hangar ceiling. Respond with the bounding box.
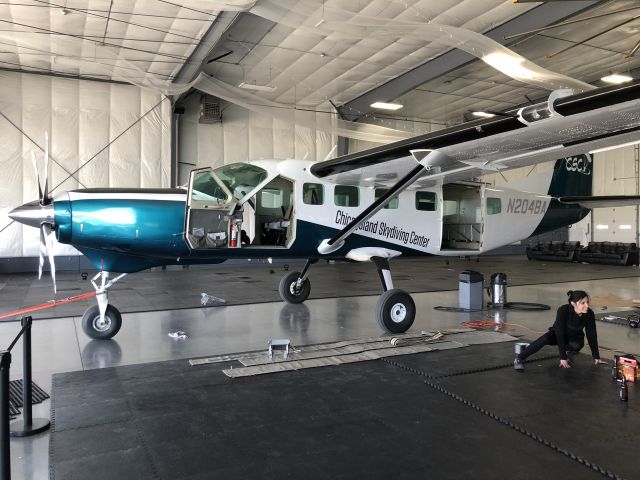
[1,1,640,130]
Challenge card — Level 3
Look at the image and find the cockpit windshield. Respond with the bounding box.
[213,163,268,199]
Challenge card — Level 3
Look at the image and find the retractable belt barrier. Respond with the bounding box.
[1,316,51,480]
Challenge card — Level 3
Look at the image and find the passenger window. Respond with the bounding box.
[334,186,359,207]
[303,183,324,205]
[375,188,399,209]
[416,191,437,211]
[487,197,501,215]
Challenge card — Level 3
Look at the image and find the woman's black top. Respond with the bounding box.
[551,303,600,360]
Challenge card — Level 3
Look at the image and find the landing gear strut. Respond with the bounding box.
[373,257,415,333]
[82,271,127,339]
[278,259,317,304]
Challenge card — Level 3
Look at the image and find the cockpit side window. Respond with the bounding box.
[191,171,229,204]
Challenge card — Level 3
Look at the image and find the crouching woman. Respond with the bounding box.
[514,290,607,370]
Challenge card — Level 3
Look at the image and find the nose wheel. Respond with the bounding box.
[81,304,122,340]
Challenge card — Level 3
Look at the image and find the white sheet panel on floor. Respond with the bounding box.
[0,71,171,258]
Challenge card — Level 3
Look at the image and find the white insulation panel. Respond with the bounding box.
[177,95,335,186]
[0,71,171,257]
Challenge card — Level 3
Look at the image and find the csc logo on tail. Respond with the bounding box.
[564,155,592,175]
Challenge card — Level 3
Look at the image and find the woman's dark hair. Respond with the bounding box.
[567,290,590,303]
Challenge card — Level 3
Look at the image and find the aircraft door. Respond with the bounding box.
[186,167,238,249]
[441,183,483,251]
[249,176,295,247]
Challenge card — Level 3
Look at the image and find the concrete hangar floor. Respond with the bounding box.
[2,255,640,480]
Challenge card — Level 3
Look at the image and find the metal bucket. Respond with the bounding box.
[489,272,507,307]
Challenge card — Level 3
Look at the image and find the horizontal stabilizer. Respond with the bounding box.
[557,195,640,209]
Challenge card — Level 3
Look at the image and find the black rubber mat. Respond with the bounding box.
[50,343,637,480]
[8,379,49,418]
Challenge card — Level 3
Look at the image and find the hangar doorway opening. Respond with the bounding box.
[441,183,482,251]
[186,164,295,250]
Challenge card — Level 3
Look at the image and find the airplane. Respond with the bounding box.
[7,80,640,340]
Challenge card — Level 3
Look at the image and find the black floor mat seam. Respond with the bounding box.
[381,357,627,480]
[123,393,163,480]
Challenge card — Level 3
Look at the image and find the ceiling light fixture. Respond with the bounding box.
[370,102,403,110]
[601,73,633,84]
[238,82,276,92]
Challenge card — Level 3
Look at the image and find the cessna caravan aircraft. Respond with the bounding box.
[8,81,640,340]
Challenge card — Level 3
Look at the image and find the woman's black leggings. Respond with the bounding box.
[518,330,584,360]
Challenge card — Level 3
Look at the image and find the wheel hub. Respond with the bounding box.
[390,303,407,323]
[289,280,302,296]
[93,315,112,332]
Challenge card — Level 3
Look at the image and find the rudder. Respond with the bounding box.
[547,154,593,197]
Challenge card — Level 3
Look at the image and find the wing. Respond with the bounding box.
[311,82,640,188]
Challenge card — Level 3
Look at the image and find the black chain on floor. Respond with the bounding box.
[381,357,625,480]
[436,354,559,379]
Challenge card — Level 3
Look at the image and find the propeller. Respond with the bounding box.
[30,132,56,292]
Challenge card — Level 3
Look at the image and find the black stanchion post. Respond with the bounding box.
[0,350,11,480]
[10,317,50,438]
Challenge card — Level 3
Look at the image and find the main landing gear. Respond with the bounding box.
[372,257,415,333]
[277,256,415,334]
[81,271,127,339]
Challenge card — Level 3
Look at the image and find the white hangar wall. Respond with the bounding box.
[176,94,335,186]
[591,147,639,244]
[0,71,172,258]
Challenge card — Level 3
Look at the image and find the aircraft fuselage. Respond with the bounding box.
[44,159,588,273]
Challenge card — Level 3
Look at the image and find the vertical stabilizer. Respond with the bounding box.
[547,154,593,198]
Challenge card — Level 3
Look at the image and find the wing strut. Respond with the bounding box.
[318,150,449,254]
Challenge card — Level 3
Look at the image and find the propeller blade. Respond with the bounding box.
[38,225,46,280]
[42,223,57,293]
[31,150,43,202]
[43,131,50,204]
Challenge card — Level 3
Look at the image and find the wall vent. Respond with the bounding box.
[199,95,221,124]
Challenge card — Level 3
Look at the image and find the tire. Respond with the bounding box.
[376,289,415,333]
[81,304,123,340]
[278,271,311,304]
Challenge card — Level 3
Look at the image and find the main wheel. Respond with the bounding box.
[376,289,415,333]
[278,271,311,304]
[81,304,123,340]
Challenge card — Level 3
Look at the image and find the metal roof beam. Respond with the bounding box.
[340,0,600,121]
[173,10,240,85]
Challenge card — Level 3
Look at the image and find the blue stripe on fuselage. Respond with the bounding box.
[60,197,430,273]
[531,200,590,236]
